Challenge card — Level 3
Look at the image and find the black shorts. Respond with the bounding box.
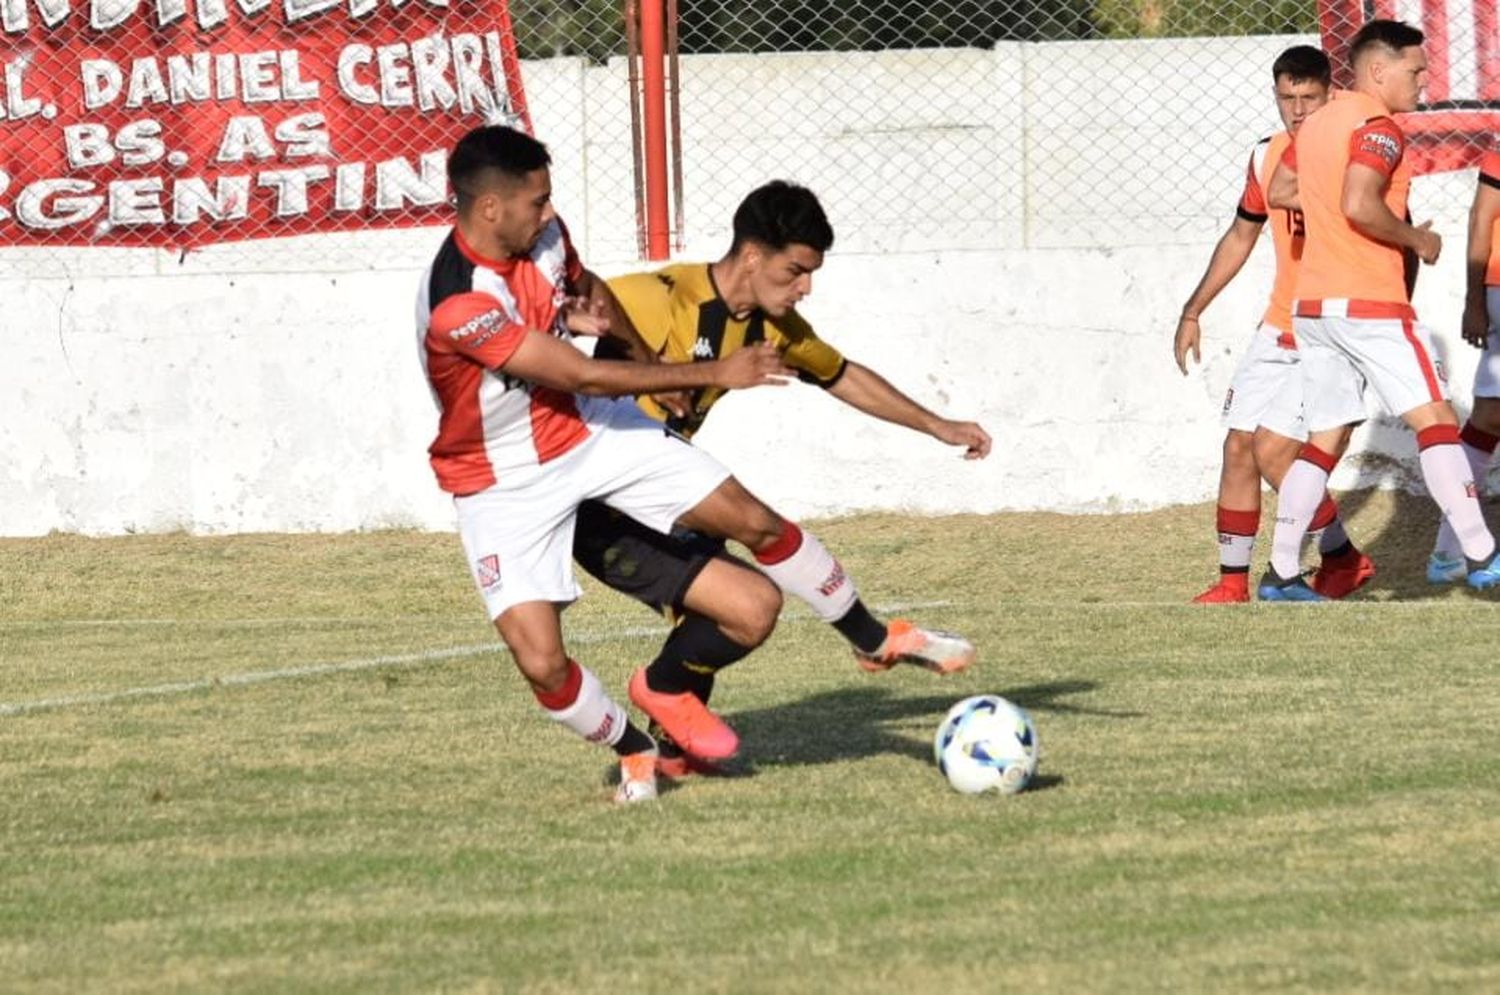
[573,499,731,616]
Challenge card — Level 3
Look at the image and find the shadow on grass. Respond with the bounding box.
[721,678,1134,773]
[1318,483,1500,601]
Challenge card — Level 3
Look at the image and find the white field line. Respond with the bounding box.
[0,601,953,718]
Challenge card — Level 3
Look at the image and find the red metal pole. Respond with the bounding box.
[625,0,647,259]
[640,0,671,259]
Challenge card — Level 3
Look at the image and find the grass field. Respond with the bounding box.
[3,491,1499,993]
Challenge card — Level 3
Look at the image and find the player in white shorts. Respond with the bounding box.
[1427,147,1500,582]
[420,125,931,803]
[1174,45,1372,603]
[1258,19,1500,599]
[1221,327,1305,442]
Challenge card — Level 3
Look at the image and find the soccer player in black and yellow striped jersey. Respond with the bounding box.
[576,181,992,777]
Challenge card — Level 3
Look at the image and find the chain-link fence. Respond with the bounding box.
[513,0,1499,261]
[3,1,1493,273]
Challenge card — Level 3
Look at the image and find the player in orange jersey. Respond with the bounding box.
[1174,46,1374,603]
[1427,147,1500,581]
[1258,19,1500,599]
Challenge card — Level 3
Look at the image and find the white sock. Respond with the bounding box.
[753,521,859,622]
[1215,506,1258,573]
[1419,427,1496,563]
[536,661,626,747]
[1270,454,1333,578]
[1433,427,1497,558]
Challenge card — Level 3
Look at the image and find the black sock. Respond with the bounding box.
[644,613,756,701]
[612,720,656,757]
[831,599,888,654]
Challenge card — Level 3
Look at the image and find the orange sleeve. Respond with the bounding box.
[1236,150,1267,222]
[1348,117,1405,177]
[428,291,528,370]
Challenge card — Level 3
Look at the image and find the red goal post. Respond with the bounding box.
[0,0,529,249]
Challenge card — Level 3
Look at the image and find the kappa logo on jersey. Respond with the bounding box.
[818,562,848,597]
[475,554,501,590]
[692,336,715,359]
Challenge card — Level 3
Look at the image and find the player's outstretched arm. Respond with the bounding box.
[827,361,991,459]
[1173,216,1262,374]
[501,333,791,396]
[1463,181,1500,347]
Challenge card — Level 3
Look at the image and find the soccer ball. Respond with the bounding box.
[933,695,1039,795]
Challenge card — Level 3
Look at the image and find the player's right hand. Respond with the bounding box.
[1173,315,1201,375]
[1413,220,1442,265]
[715,341,793,389]
[1463,297,1490,349]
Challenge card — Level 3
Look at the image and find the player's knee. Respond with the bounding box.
[736,582,783,647]
[1222,429,1255,468]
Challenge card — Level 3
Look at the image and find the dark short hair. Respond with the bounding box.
[730,181,835,254]
[448,126,551,211]
[1350,19,1425,66]
[1272,45,1331,86]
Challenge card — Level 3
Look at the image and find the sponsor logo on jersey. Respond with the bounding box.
[450,308,508,347]
[693,336,715,359]
[475,554,501,590]
[1357,129,1402,168]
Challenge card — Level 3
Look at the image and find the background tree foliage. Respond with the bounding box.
[507,0,1320,63]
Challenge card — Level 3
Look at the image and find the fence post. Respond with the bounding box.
[637,0,671,259]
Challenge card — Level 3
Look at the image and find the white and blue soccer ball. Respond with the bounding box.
[933,695,1039,795]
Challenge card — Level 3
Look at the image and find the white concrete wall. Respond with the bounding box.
[0,35,1484,535]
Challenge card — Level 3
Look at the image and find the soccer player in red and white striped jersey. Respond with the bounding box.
[417,126,950,801]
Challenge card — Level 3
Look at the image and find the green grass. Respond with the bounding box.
[2,493,1499,993]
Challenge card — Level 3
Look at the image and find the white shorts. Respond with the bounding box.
[1221,325,1306,440]
[1472,286,1500,398]
[454,398,731,620]
[1293,306,1449,432]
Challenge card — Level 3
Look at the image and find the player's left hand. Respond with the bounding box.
[1173,315,1201,375]
[652,391,692,418]
[935,420,992,460]
[561,296,611,336]
[1462,298,1490,349]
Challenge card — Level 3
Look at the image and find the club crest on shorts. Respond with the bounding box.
[1221,387,1235,416]
[475,554,501,590]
